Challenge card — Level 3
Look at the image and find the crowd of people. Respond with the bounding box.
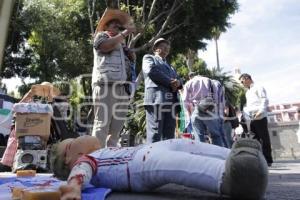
[0,8,273,200]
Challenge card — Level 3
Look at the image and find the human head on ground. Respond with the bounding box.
[50,136,101,180]
[239,73,253,89]
[153,38,170,59]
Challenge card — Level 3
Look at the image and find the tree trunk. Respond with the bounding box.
[186,49,195,72]
[215,38,220,71]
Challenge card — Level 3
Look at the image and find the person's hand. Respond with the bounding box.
[128,50,136,61]
[253,111,262,120]
[123,23,136,35]
[170,79,180,92]
[59,183,82,200]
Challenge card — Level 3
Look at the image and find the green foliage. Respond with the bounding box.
[3,0,98,84]
[124,83,146,139]
[3,0,238,89]
[171,54,208,82]
[2,0,240,139]
[67,79,85,108]
[237,88,247,110]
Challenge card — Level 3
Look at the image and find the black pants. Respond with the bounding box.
[250,117,273,164]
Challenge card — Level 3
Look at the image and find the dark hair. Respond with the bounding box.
[239,73,252,80]
[188,72,196,78]
[49,143,71,181]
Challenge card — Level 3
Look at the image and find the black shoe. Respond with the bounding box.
[268,163,272,167]
[0,162,12,172]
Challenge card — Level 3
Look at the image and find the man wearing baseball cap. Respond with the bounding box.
[142,38,183,143]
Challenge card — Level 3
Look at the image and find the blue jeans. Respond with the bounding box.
[223,121,233,148]
[191,110,224,147]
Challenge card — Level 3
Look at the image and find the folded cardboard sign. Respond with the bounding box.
[15,113,51,141]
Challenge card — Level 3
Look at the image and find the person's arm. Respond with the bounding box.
[95,25,136,53]
[59,156,97,200]
[182,84,193,116]
[142,55,172,88]
[96,33,124,53]
[19,90,33,103]
[254,86,268,119]
[174,70,183,90]
[148,65,173,88]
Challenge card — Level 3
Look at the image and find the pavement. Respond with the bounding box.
[106,160,300,200]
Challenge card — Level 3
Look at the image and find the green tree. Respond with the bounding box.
[3,0,238,93]
[2,0,239,140]
[3,0,98,94]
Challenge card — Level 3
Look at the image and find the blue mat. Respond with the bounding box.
[0,175,111,200]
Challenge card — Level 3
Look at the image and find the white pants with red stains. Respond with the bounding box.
[90,139,230,194]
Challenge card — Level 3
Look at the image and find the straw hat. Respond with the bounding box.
[96,8,132,32]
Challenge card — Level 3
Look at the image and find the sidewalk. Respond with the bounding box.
[106,161,300,200]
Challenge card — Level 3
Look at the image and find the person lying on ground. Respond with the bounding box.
[50,136,269,200]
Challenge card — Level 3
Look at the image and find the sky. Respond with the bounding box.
[200,0,300,105]
[3,0,300,105]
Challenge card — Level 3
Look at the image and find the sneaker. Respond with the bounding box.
[231,137,262,151]
[221,139,268,200]
[0,162,12,172]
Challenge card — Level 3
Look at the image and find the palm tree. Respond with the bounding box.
[208,67,242,105]
[212,27,221,71]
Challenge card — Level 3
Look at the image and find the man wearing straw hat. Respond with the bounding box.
[92,9,136,147]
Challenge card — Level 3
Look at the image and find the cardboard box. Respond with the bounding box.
[15,113,51,141]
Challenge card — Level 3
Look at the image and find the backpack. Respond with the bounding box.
[197,79,215,112]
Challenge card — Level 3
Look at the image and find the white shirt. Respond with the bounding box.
[243,83,269,119]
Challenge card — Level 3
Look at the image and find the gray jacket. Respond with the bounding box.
[142,54,182,105]
[92,32,127,87]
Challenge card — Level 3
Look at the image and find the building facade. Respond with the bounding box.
[268,102,300,160]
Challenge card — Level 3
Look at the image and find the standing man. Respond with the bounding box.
[239,73,273,166]
[182,73,225,147]
[92,9,136,147]
[142,38,182,143]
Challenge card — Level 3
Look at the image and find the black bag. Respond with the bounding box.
[197,79,216,113]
